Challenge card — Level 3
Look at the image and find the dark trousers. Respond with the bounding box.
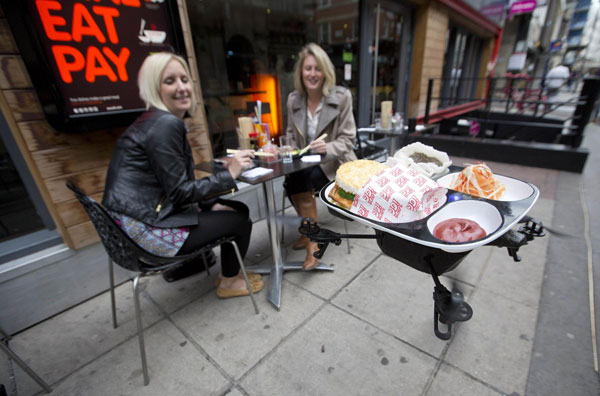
[284,166,330,200]
[177,199,252,277]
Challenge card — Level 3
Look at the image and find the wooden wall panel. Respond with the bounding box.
[409,3,448,117]
[0,2,213,250]
[3,90,43,121]
[67,222,100,250]
[19,121,123,152]
[56,192,104,228]
[0,55,31,89]
[32,145,113,179]
[0,19,17,53]
[45,168,108,205]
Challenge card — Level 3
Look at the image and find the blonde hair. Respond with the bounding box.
[137,52,197,116]
[293,43,336,96]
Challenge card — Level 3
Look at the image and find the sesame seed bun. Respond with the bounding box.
[335,160,387,194]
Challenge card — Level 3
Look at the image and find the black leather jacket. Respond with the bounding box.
[102,108,236,227]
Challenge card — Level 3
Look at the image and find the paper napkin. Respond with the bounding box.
[241,167,274,179]
[301,155,321,163]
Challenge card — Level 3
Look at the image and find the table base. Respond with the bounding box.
[249,261,334,309]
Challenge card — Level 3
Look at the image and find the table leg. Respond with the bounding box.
[250,179,333,309]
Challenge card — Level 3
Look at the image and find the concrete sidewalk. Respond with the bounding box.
[1,126,599,396]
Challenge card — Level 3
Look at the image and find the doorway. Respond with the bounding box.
[358,0,412,127]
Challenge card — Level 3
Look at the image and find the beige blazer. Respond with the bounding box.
[285,86,358,180]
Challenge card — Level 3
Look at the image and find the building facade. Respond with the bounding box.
[0,0,500,334]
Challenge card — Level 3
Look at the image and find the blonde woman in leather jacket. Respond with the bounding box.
[284,43,357,270]
[103,52,263,299]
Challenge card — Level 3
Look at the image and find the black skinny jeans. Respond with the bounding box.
[177,199,252,277]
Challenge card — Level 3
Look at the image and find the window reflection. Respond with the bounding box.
[0,138,44,242]
[187,0,359,155]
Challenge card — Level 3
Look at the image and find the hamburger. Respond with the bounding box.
[328,160,387,209]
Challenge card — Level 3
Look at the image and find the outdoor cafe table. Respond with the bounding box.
[196,155,333,309]
[358,126,406,157]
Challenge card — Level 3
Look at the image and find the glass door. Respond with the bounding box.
[358,0,412,126]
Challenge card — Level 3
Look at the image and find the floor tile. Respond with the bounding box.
[47,320,230,396]
[427,362,503,396]
[283,239,381,301]
[332,255,469,356]
[6,281,163,395]
[171,280,323,379]
[445,288,537,395]
[241,304,437,396]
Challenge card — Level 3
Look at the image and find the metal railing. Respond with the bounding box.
[422,75,600,148]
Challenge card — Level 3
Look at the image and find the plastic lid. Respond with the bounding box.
[249,132,257,138]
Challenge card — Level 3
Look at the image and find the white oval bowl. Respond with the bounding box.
[426,200,503,242]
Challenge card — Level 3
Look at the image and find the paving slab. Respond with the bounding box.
[224,387,245,396]
[2,281,163,396]
[526,167,599,396]
[241,304,437,396]
[442,245,493,287]
[445,287,537,395]
[283,238,381,301]
[332,254,471,357]
[478,240,547,308]
[144,264,220,315]
[243,218,273,266]
[46,320,230,396]
[171,279,323,379]
[426,362,504,396]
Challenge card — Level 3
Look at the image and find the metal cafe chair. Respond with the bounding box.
[66,182,259,385]
[0,328,52,393]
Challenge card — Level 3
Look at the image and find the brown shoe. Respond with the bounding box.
[214,271,261,287]
[292,235,307,250]
[303,241,319,270]
[216,277,264,299]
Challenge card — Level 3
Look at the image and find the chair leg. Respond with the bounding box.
[201,252,210,276]
[343,220,351,254]
[280,190,286,245]
[228,241,259,314]
[108,257,118,329]
[132,275,150,386]
[0,331,52,393]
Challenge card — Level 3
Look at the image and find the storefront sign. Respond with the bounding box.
[507,52,527,71]
[550,40,563,53]
[480,1,506,20]
[1,0,185,132]
[509,0,536,18]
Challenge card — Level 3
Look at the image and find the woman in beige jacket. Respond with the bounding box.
[284,43,357,270]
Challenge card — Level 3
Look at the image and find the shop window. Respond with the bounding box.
[440,26,483,108]
[0,139,44,242]
[0,111,60,263]
[186,0,359,156]
[318,0,332,9]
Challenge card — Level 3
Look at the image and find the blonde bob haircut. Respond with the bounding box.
[293,43,336,97]
[137,52,198,116]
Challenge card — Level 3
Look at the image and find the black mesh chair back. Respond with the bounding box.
[66,181,258,386]
[67,181,202,273]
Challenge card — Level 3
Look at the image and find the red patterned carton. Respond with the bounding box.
[350,164,447,223]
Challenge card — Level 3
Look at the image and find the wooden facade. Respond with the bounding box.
[407,0,498,118]
[0,0,213,250]
[0,0,499,251]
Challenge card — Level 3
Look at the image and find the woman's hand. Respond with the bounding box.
[310,138,327,154]
[229,150,255,179]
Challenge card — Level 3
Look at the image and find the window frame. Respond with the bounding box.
[440,25,483,109]
[0,108,60,263]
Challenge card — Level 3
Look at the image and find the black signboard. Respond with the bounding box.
[1,0,186,132]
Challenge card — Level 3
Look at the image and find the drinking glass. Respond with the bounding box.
[279,135,293,163]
